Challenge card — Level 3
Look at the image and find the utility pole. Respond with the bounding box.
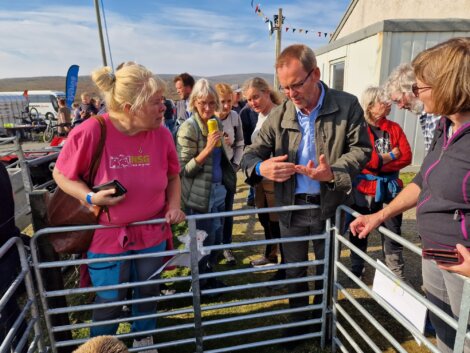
[273,8,283,91]
[94,0,108,66]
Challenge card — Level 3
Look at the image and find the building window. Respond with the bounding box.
[330,61,345,91]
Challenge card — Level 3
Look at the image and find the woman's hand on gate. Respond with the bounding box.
[165,208,186,224]
[349,211,384,239]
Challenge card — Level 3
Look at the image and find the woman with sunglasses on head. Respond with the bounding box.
[350,37,470,352]
[176,79,236,291]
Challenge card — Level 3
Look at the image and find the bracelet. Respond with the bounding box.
[255,161,262,176]
[389,152,396,161]
[86,192,95,205]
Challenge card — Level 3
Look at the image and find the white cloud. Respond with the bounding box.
[0,2,346,78]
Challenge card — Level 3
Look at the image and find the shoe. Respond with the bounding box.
[133,336,159,353]
[223,249,237,266]
[251,256,277,267]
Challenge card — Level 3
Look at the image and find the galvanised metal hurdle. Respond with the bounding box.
[0,237,45,353]
[30,204,330,353]
[332,204,470,353]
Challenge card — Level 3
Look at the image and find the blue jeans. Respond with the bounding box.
[87,241,166,336]
[187,182,226,277]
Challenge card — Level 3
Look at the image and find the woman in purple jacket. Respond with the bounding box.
[350,37,470,352]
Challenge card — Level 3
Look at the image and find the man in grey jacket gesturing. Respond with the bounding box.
[241,44,371,345]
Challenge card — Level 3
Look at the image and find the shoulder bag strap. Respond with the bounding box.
[87,115,107,186]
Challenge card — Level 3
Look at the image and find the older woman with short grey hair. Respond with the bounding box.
[349,85,412,281]
[176,78,236,291]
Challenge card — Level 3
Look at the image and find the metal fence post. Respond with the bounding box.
[453,278,470,353]
[188,218,204,352]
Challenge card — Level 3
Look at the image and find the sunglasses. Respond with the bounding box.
[411,83,432,97]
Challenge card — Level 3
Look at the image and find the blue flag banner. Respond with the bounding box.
[65,65,80,108]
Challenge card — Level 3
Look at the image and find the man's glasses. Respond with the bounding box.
[279,68,314,93]
[411,83,432,97]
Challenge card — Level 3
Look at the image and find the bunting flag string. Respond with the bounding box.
[251,2,332,39]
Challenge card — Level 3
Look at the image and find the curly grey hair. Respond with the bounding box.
[384,63,423,114]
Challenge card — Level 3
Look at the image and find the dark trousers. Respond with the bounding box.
[349,203,404,279]
[222,188,234,245]
[279,199,325,321]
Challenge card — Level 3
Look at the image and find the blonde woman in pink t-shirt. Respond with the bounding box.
[53,62,185,352]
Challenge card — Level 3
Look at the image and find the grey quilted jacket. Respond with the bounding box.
[177,113,236,213]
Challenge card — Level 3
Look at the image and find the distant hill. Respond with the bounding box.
[0,73,274,102]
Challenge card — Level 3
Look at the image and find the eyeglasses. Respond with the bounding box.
[412,83,432,97]
[279,68,314,93]
[196,100,216,108]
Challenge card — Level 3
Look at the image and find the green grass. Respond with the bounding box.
[400,172,416,187]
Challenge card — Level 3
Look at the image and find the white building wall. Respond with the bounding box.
[336,0,470,39]
[316,30,470,167]
[316,35,382,99]
[384,31,470,165]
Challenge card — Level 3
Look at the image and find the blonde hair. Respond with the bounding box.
[215,83,233,98]
[412,37,470,115]
[188,78,220,113]
[242,77,281,105]
[360,86,387,123]
[73,336,128,353]
[92,64,166,114]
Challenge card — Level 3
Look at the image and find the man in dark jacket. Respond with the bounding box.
[241,44,371,344]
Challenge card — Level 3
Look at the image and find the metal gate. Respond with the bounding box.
[332,205,470,353]
[0,237,45,353]
[30,204,330,353]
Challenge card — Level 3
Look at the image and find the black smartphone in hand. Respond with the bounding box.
[92,179,127,197]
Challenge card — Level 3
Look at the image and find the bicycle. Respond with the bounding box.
[43,116,70,142]
[13,107,46,141]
